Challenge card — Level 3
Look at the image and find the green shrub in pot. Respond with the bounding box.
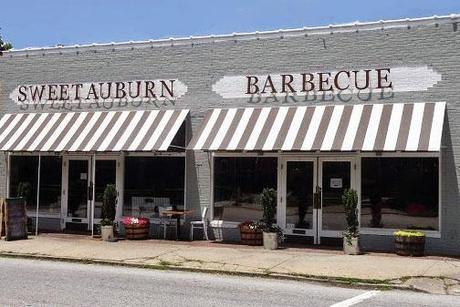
[342,189,361,255]
[256,188,283,250]
[100,184,117,241]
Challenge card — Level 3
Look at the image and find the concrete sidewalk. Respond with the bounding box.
[1,234,460,295]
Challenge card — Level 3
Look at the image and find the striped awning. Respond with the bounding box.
[189,102,445,152]
[0,109,189,152]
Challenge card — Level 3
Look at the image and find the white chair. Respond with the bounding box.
[190,207,209,241]
[159,206,177,239]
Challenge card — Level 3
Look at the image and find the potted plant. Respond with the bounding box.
[122,217,150,240]
[257,188,282,250]
[394,230,425,256]
[100,184,117,242]
[239,221,263,246]
[342,189,361,255]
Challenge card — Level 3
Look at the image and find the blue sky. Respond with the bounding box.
[1,0,460,49]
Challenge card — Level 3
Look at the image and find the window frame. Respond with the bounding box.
[358,151,441,238]
[121,152,186,220]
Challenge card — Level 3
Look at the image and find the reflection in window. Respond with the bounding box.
[9,156,62,215]
[123,157,184,218]
[213,157,277,222]
[361,157,439,230]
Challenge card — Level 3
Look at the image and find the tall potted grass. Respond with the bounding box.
[100,184,117,242]
[257,188,282,250]
[342,189,361,255]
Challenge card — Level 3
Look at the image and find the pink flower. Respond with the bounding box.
[122,216,150,226]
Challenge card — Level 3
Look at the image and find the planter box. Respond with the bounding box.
[395,235,425,256]
[239,225,263,246]
[124,223,150,240]
[343,237,361,255]
[263,232,278,250]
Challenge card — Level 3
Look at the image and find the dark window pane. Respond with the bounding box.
[39,156,62,215]
[321,161,351,231]
[94,160,116,219]
[67,160,89,218]
[361,157,439,230]
[213,157,277,222]
[123,157,185,218]
[286,161,314,229]
[10,156,38,212]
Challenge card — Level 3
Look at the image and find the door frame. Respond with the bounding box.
[61,155,92,229]
[278,157,318,239]
[61,154,123,231]
[317,156,357,243]
[279,155,357,244]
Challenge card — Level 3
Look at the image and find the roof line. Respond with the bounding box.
[4,14,460,57]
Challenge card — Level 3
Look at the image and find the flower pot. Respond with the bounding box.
[343,237,361,255]
[263,232,278,250]
[395,235,425,256]
[239,224,263,246]
[124,223,150,240]
[101,225,115,242]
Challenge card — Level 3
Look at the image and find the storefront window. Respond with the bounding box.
[361,157,439,231]
[123,156,185,218]
[10,156,38,212]
[39,156,62,215]
[9,155,62,215]
[213,157,277,222]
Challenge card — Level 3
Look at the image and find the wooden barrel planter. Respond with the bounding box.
[239,223,263,246]
[394,230,425,257]
[124,223,150,240]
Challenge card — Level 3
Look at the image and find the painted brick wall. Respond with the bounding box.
[0,19,459,253]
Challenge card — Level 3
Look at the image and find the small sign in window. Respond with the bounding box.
[330,178,343,189]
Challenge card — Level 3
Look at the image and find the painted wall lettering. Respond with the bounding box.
[213,66,441,99]
[10,79,188,105]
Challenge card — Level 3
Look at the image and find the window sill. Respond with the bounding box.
[360,228,441,238]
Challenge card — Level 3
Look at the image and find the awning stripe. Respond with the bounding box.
[428,102,446,151]
[0,109,188,152]
[189,102,445,152]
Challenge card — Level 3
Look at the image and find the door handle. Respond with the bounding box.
[313,186,322,209]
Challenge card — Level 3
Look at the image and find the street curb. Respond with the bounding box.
[0,251,414,292]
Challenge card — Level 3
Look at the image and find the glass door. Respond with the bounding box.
[279,158,317,239]
[318,158,355,243]
[64,157,91,226]
[280,157,356,244]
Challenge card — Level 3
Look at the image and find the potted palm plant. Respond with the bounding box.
[342,189,361,255]
[257,188,282,250]
[100,184,117,242]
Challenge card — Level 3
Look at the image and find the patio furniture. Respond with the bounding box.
[190,207,209,241]
[158,206,177,239]
[160,209,194,240]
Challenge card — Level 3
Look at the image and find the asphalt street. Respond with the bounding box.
[0,257,459,307]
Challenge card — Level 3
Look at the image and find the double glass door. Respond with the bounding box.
[62,156,118,230]
[279,157,355,244]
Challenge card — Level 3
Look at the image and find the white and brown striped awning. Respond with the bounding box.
[0,109,189,152]
[189,102,445,152]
